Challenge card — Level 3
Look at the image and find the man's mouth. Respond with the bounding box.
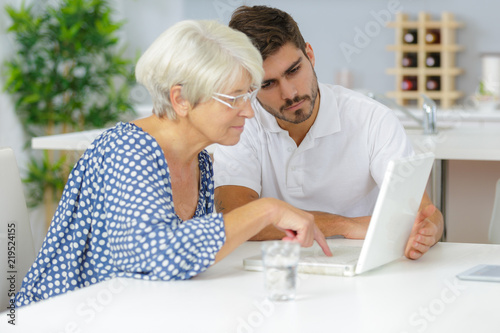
[283,99,306,112]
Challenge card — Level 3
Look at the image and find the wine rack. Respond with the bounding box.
[386,12,464,109]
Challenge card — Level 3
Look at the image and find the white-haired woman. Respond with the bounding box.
[15,20,331,307]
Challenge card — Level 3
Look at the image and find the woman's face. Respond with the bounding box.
[188,73,255,146]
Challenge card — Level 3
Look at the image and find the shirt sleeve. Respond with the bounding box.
[102,137,226,281]
[213,119,263,194]
[368,108,415,186]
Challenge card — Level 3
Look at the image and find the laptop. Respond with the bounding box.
[243,152,435,277]
[0,147,36,309]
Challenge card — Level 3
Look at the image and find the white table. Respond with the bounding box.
[31,127,219,155]
[406,127,500,161]
[31,129,107,151]
[2,239,500,333]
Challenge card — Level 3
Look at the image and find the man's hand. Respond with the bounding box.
[404,204,440,260]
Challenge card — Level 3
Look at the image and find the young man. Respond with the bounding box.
[213,5,443,260]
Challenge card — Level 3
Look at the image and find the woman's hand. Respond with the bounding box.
[269,199,333,256]
[215,197,332,263]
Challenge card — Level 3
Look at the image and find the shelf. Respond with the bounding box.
[387,91,464,99]
[386,68,464,76]
[386,11,464,109]
[386,45,465,52]
[387,21,465,29]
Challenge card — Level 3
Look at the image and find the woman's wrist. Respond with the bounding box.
[254,197,280,227]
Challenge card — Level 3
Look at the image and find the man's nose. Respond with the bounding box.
[280,81,297,100]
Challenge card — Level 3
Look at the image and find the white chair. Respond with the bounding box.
[488,178,500,244]
[0,147,36,310]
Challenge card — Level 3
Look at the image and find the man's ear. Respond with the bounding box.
[305,42,315,67]
[170,85,191,118]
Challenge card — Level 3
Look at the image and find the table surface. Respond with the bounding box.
[406,127,500,161]
[31,127,219,155]
[31,116,500,161]
[3,239,500,333]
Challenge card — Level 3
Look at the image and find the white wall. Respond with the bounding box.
[178,0,500,98]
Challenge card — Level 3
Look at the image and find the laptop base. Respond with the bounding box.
[243,245,361,277]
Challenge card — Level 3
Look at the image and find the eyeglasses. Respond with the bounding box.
[212,89,259,109]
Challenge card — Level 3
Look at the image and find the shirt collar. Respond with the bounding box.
[252,82,341,138]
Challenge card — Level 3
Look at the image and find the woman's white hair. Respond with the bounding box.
[135,20,264,119]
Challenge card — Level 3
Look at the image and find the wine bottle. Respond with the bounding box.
[402,53,418,67]
[425,29,441,44]
[426,77,441,91]
[403,29,418,44]
[402,77,418,91]
[426,53,441,67]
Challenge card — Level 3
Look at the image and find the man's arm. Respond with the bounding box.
[303,211,370,239]
[215,185,371,240]
[215,185,283,240]
[404,192,444,260]
[214,185,259,214]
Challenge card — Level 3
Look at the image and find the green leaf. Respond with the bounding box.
[3,0,135,207]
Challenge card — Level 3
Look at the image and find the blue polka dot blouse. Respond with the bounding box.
[15,122,226,307]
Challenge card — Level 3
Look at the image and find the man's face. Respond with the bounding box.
[256,42,319,125]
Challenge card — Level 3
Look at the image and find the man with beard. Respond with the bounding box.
[213,5,443,260]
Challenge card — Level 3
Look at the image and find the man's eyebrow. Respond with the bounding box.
[283,57,302,76]
[261,56,303,86]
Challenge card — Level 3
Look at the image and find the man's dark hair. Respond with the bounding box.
[229,5,307,61]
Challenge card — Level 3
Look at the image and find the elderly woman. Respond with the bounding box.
[15,20,331,307]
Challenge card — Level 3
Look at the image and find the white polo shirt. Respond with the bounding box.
[213,83,414,217]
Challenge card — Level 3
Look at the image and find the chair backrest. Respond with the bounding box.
[0,147,36,310]
[488,178,500,244]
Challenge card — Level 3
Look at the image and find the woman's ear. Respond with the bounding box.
[170,85,191,118]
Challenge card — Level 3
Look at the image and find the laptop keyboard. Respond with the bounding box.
[300,246,362,265]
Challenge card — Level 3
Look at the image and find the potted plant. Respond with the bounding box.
[3,0,137,227]
[471,81,499,112]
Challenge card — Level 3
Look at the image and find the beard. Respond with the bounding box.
[258,69,319,125]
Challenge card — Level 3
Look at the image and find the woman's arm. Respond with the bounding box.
[214,197,332,263]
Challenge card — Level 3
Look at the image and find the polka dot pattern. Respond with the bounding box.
[15,122,226,307]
